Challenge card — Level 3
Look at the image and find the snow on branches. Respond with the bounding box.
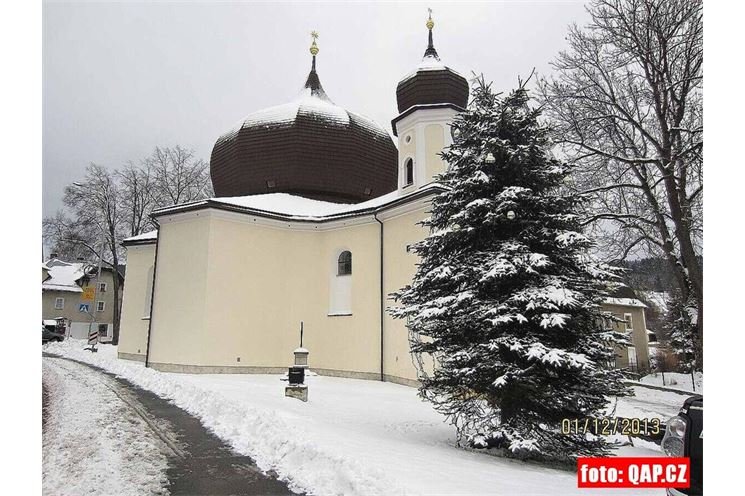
[390,78,631,464]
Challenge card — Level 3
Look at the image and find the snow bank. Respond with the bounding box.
[44,340,665,495]
[639,372,703,394]
[44,340,403,496]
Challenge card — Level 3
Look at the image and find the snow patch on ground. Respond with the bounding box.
[44,340,665,495]
[638,372,703,394]
[42,357,169,496]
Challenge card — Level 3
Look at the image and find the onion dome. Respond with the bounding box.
[210,32,397,203]
[395,12,469,117]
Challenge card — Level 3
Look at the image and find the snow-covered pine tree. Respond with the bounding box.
[665,290,698,373]
[391,78,631,463]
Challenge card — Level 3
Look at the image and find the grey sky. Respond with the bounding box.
[43,1,589,217]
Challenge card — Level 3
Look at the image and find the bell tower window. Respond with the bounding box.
[404,158,414,187]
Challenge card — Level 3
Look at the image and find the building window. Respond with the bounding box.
[624,313,633,330]
[337,251,352,276]
[627,346,638,368]
[98,282,107,292]
[96,301,105,312]
[404,158,414,187]
[330,250,352,315]
[98,324,108,337]
[54,297,64,310]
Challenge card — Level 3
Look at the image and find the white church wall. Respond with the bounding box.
[147,213,212,368]
[424,123,446,180]
[119,197,441,385]
[381,205,435,385]
[118,242,156,361]
[394,107,458,191]
[179,211,384,378]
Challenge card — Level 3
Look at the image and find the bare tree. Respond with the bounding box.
[118,161,156,237]
[43,163,125,344]
[148,146,213,209]
[538,0,703,367]
[44,145,214,342]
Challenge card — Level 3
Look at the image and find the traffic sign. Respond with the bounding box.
[81,287,95,301]
[79,303,90,313]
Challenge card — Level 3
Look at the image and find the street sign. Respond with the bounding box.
[79,303,90,313]
[81,287,95,301]
[88,329,99,345]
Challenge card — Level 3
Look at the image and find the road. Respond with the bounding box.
[42,354,297,495]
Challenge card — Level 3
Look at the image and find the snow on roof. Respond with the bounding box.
[639,290,668,313]
[123,230,158,243]
[602,297,648,308]
[417,54,447,71]
[398,55,465,85]
[240,89,350,129]
[209,183,442,220]
[42,260,91,293]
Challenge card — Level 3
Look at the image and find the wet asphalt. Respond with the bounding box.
[42,353,298,496]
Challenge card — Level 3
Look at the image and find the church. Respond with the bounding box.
[117,16,650,386]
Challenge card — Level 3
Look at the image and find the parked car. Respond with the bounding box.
[42,325,65,344]
[661,395,703,495]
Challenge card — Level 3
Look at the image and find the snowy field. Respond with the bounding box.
[44,340,671,496]
[637,371,704,394]
[43,357,169,495]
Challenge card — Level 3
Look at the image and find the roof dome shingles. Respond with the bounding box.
[210,54,397,203]
[395,16,469,115]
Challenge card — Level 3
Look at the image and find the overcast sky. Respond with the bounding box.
[43,1,590,217]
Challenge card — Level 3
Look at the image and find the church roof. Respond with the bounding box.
[151,183,446,223]
[394,14,469,117]
[210,37,398,204]
[122,230,158,246]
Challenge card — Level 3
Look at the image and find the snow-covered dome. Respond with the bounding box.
[395,16,469,116]
[210,48,397,203]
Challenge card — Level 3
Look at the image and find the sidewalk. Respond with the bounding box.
[43,353,297,495]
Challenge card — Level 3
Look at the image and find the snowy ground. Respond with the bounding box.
[42,357,170,496]
[44,340,669,496]
[637,371,703,394]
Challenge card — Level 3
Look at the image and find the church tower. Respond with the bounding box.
[392,11,469,190]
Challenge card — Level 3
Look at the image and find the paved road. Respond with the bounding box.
[43,353,297,495]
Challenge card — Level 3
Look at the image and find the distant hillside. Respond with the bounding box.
[613,256,702,343]
[614,256,703,293]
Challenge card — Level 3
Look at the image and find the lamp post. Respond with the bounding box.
[84,233,105,352]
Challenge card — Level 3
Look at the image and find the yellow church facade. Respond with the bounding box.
[117,18,651,386]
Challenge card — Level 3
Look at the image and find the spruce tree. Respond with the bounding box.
[665,290,698,373]
[392,79,631,463]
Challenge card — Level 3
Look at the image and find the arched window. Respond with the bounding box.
[404,158,414,186]
[337,251,352,276]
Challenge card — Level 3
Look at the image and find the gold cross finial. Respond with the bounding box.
[426,8,434,30]
[310,30,319,56]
